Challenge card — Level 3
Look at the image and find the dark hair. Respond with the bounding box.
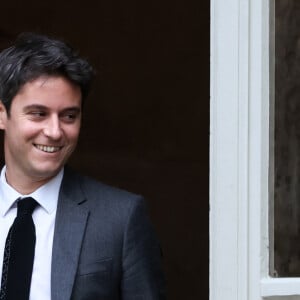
[0,32,94,112]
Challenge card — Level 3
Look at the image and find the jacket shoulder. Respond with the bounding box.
[63,167,144,208]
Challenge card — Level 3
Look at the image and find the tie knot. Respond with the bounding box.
[17,197,38,216]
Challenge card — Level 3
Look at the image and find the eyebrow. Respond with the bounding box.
[23,104,48,111]
[23,105,81,113]
[60,107,81,114]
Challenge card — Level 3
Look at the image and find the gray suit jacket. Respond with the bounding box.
[50,167,166,300]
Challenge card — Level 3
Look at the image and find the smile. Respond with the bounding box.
[34,144,62,153]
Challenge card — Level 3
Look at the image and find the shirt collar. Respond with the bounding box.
[0,166,64,216]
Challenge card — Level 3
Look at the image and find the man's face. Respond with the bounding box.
[0,76,82,188]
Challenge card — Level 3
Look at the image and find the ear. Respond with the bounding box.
[0,101,8,130]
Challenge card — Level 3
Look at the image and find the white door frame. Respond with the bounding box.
[210,0,300,299]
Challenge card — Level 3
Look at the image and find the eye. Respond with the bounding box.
[28,111,47,119]
[60,111,80,123]
[32,111,45,116]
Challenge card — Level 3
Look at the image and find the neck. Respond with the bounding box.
[4,167,57,195]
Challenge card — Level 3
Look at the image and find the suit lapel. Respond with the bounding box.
[51,169,89,300]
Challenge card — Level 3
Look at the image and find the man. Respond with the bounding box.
[0,33,166,299]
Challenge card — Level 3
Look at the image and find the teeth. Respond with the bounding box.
[35,144,61,153]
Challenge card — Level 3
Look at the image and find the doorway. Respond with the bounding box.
[0,1,209,298]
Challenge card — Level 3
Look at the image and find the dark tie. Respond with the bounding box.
[0,197,38,300]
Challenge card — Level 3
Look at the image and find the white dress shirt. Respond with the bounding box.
[0,166,63,300]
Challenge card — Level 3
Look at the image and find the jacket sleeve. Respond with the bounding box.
[120,197,166,300]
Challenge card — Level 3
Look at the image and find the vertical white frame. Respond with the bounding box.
[210,0,270,299]
[211,0,300,298]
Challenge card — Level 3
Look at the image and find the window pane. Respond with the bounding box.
[273,0,300,277]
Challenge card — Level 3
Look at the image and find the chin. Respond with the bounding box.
[32,166,63,180]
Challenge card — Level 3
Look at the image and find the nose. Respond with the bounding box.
[43,115,63,140]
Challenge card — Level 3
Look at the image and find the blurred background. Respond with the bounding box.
[0,1,209,298]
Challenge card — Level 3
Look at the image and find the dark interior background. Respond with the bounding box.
[0,1,209,299]
[274,0,300,277]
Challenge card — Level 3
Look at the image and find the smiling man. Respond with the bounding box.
[0,76,82,194]
[0,33,166,300]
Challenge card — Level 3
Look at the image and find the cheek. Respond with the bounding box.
[20,124,42,140]
[6,121,37,139]
[65,126,80,143]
